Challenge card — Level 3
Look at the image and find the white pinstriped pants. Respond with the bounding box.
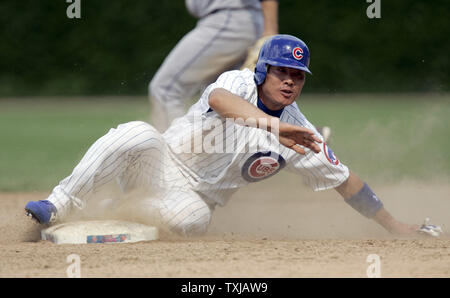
[47,121,212,236]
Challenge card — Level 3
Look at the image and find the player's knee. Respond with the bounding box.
[113,121,163,152]
[173,211,211,237]
[129,120,158,133]
[161,191,212,237]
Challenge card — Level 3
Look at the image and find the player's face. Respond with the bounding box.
[258,66,305,110]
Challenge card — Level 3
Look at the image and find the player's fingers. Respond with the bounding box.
[292,144,306,155]
[301,139,320,153]
[310,133,322,143]
[308,142,321,153]
[293,127,322,144]
[301,130,322,143]
[305,140,321,153]
[302,136,321,153]
[304,133,322,143]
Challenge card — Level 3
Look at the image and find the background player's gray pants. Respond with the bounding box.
[47,121,213,236]
[149,8,264,131]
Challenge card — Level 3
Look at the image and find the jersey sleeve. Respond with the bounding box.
[198,70,255,113]
[286,144,350,191]
[282,105,350,191]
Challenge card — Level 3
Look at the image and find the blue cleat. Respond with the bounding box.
[25,200,57,224]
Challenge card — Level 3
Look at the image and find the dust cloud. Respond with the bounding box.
[209,104,449,240]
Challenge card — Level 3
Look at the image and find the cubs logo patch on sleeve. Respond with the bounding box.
[241,151,286,182]
[323,142,339,165]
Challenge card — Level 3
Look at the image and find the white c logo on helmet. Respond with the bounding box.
[292,47,303,60]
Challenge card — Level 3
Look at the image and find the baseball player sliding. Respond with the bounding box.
[25,35,442,238]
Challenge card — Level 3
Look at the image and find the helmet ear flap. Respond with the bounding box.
[254,61,267,85]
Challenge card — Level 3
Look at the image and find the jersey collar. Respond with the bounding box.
[257,97,284,118]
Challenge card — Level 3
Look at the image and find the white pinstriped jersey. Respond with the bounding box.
[45,69,349,234]
[163,69,349,206]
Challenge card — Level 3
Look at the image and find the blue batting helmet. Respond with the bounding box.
[254,34,312,85]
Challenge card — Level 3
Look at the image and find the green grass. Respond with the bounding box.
[0,97,149,191]
[300,94,450,181]
[0,94,449,191]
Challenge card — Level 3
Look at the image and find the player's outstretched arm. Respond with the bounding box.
[335,171,421,236]
[209,88,321,154]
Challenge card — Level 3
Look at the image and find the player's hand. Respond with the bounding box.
[372,208,445,237]
[277,122,322,155]
[418,218,444,237]
[382,218,444,238]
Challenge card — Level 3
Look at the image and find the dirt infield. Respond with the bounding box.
[1,173,449,278]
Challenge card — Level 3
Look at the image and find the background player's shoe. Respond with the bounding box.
[25,200,57,224]
[316,126,332,143]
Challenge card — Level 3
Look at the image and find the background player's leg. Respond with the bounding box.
[149,9,263,132]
